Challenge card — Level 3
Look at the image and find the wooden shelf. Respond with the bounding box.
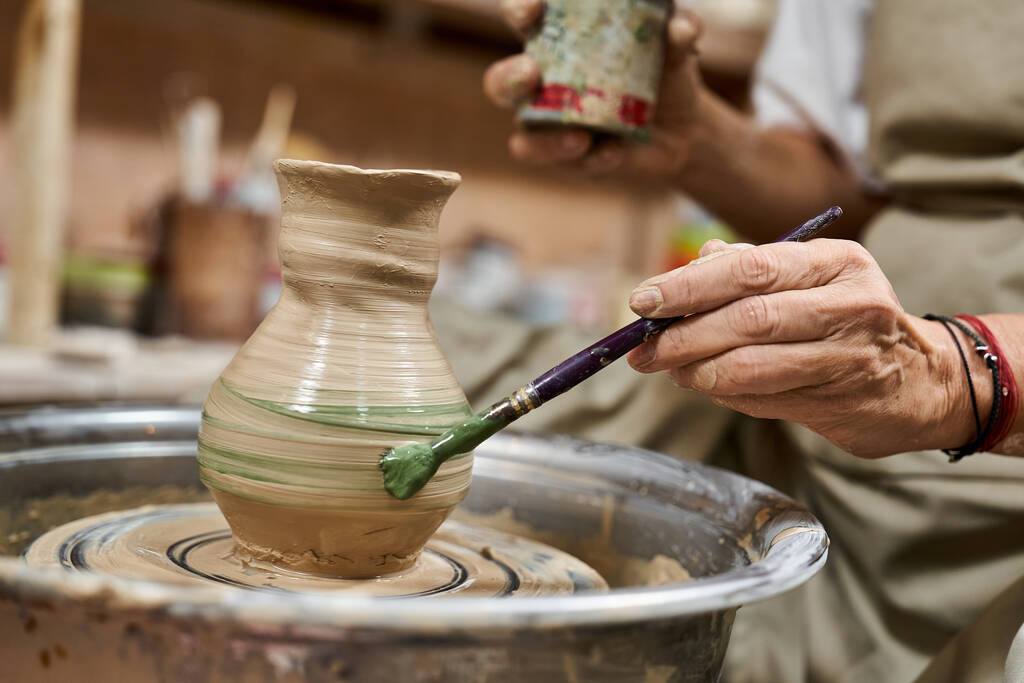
[238,0,765,75]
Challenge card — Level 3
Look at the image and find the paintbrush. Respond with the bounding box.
[380,206,843,500]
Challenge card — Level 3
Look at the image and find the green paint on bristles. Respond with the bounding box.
[380,409,513,500]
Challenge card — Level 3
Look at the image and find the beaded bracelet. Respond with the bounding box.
[923,314,1004,461]
[956,314,1020,452]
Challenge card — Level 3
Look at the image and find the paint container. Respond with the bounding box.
[518,0,673,141]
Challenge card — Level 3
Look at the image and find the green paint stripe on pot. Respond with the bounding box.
[202,411,409,446]
[198,443,388,490]
[197,450,294,485]
[219,379,469,412]
[198,437,471,487]
[200,413,472,462]
[219,381,472,435]
[286,401,473,419]
[198,468,296,506]
[197,446,455,497]
[198,439,366,474]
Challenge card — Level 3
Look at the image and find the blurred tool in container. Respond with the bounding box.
[177,97,221,204]
[230,84,297,213]
[0,244,7,340]
[140,84,296,340]
[161,200,266,340]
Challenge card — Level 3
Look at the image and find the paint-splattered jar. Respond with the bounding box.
[519,0,672,140]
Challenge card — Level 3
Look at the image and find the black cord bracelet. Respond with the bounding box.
[932,317,982,442]
[924,314,1002,461]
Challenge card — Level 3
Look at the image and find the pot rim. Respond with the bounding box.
[273,158,461,186]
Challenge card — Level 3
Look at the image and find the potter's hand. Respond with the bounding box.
[625,239,984,458]
[482,0,704,175]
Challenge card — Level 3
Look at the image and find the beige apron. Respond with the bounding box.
[727,1,1024,681]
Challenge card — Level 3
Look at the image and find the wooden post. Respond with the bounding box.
[7,0,81,346]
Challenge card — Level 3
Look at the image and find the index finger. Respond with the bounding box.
[628,239,866,318]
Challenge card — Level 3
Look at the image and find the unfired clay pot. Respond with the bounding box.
[198,159,473,578]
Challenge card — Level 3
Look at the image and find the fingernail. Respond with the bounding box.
[691,361,718,392]
[668,373,695,391]
[688,250,731,267]
[502,0,534,25]
[496,56,535,106]
[668,16,698,45]
[629,286,663,316]
[510,55,535,84]
[631,343,656,368]
[698,239,727,257]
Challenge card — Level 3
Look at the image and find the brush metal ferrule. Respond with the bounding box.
[509,386,540,415]
[486,385,543,422]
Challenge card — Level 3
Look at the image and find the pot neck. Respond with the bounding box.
[273,160,460,306]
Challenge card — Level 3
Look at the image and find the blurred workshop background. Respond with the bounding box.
[0,0,771,403]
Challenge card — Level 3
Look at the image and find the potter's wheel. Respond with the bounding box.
[25,503,607,597]
[2,406,830,682]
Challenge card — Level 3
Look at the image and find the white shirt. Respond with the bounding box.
[751,0,874,181]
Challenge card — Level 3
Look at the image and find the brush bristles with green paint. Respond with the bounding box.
[380,207,843,500]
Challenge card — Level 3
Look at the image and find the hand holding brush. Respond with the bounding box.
[380,207,843,500]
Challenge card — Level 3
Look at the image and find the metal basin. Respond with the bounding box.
[0,405,827,682]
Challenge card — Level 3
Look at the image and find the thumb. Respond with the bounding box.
[656,8,704,129]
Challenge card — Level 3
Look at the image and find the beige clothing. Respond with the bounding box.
[913,575,1024,683]
[727,1,1024,681]
[438,1,1024,680]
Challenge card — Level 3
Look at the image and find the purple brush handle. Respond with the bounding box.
[528,206,842,406]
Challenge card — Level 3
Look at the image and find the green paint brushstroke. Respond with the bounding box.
[202,380,475,494]
[217,379,472,436]
[380,410,511,500]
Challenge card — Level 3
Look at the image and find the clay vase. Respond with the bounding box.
[198,159,473,578]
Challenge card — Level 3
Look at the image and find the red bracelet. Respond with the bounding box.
[955,315,1019,452]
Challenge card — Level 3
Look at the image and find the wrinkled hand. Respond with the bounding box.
[624,239,978,458]
[483,0,704,176]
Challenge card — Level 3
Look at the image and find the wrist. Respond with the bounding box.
[670,87,757,192]
[916,316,995,454]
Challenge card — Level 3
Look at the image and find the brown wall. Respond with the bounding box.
[0,0,679,274]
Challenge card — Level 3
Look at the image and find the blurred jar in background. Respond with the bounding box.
[61,250,151,330]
